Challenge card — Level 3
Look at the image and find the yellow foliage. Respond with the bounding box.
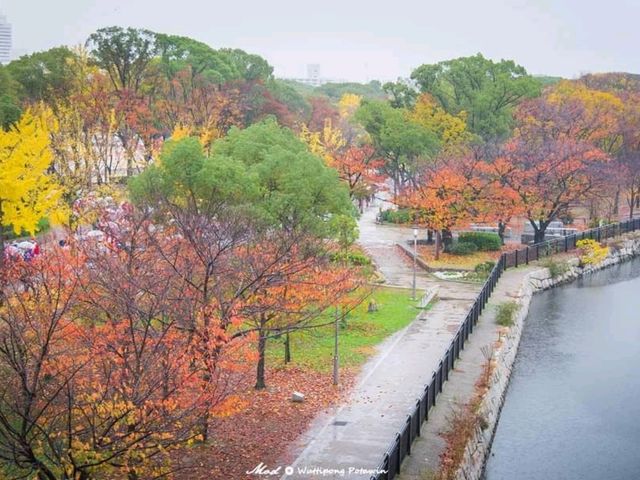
[0,109,68,235]
[338,93,362,118]
[576,238,609,266]
[300,120,345,165]
[545,81,624,151]
[199,120,222,155]
[171,124,192,141]
[171,122,221,155]
[410,93,470,150]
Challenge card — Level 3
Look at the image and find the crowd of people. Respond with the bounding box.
[4,238,40,262]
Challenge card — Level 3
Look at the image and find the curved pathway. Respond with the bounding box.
[280,198,481,479]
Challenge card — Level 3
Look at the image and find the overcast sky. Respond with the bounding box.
[1,0,639,82]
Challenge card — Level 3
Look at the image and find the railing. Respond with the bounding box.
[370,217,640,480]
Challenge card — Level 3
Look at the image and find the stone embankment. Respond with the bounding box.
[454,232,640,480]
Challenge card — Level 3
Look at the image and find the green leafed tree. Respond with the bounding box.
[154,33,240,84]
[410,53,541,140]
[0,66,21,129]
[86,26,159,93]
[355,100,440,197]
[5,47,76,106]
[383,80,418,109]
[130,119,353,238]
[219,48,274,82]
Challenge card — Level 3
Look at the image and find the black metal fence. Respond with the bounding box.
[370,217,640,480]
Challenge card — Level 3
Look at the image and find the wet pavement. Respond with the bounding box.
[280,196,481,480]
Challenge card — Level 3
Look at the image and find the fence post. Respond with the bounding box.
[425,385,430,422]
[396,434,402,474]
[525,246,529,264]
[515,249,518,268]
[431,373,437,407]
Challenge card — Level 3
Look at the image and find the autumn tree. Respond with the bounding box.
[307,96,339,132]
[410,93,473,153]
[613,92,640,218]
[331,145,384,206]
[398,151,504,258]
[0,110,67,274]
[0,222,255,479]
[44,49,118,194]
[490,103,611,243]
[0,249,84,480]
[130,122,357,394]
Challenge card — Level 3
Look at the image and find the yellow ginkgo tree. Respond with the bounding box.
[0,109,67,270]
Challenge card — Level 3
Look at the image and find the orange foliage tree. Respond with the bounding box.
[0,232,257,479]
[234,244,364,389]
[330,145,384,207]
[490,130,610,243]
[398,153,510,258]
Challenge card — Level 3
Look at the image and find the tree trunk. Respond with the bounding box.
[284,331,291,364]
[442,229,453,252]
[498,220,506,245]
[534,226,547,244]
[392,173,399,201]
[613,187,620,215]
[434,230,441,261]
[255,332,267,390]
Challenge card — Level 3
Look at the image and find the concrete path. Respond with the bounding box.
[357,195,478,300]
[397,266,538,479]
[281,198,481,479]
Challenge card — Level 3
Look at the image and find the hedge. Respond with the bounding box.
[458,231,502,251]
[449,241,478,256]
[379,208,414,224]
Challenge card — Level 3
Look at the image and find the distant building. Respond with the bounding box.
[307,64,320,85]
[0,13,11,65]
[282,64,346,87]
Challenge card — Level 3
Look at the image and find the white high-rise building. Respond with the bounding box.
[0,14,12,65]
[307,64,320,85]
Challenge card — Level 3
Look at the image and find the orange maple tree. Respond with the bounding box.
[329,145,384,206]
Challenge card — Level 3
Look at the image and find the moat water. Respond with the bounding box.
[484,257,640,480]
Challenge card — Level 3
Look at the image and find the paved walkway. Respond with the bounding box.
[397,266,537,479]
[357,195,479,300]
[281,198,481,479]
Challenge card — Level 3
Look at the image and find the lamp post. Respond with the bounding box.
[412,228,418,300]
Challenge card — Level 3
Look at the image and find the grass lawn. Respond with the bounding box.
[265,286,428,372]
[417,245,501,270]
